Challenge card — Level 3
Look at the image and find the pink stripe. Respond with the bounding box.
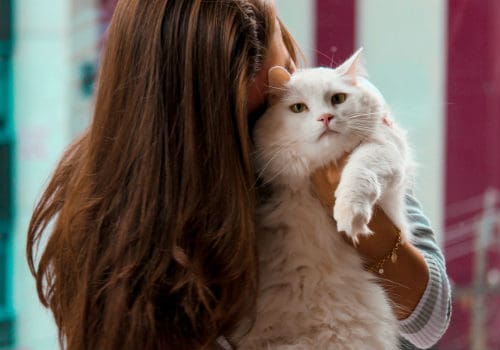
[445,0,500,214]
[443,0,500,348]
[315,0,356,67]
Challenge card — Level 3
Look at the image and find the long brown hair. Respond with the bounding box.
[27,0,298,349]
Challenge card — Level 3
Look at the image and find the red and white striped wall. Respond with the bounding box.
[280,1,446,243]
[279,1,500,348]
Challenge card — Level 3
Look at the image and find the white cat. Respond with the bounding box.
[239,49,415,349]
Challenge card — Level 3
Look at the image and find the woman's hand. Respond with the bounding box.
[310,157,429,320]
[310,155,404,265]
[310,153,348,210]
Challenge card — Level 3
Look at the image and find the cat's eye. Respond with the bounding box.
[331,93,347,105]
[290,103,308,113]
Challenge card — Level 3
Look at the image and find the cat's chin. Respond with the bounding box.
[318,129,340,141]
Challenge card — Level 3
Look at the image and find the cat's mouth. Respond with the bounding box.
[318,129,340,140]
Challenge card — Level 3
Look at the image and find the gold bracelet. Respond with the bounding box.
[369,230,402,275]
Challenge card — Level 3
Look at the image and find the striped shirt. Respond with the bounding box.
[216,193,452,350]
[398,193,452,349]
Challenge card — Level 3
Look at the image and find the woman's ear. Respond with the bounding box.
[268,66,291,104]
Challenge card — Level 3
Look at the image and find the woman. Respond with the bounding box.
[27,0,450,349]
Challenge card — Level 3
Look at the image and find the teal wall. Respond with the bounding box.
[276,0,315,65]
[12,0,68,347]
[12,0,98,348]
[0,0,15,347]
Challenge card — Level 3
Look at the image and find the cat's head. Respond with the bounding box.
[253,49,388,189]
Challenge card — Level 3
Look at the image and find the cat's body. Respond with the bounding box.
[238,188,399,349]
[238,51,414,349]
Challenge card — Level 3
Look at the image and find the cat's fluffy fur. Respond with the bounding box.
[239,50,414,349]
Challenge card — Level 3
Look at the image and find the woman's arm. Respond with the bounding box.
[311,162,451,348]
[397,193,452,348]
[354,204,429,320]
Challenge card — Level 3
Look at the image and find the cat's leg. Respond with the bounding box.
[334,142,405,243]
[379,187,412,243]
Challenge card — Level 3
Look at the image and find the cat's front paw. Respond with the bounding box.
[333,199,374,244]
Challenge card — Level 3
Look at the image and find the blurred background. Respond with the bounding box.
[0,0,499,349]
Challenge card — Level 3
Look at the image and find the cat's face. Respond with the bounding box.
[253,51,387,188]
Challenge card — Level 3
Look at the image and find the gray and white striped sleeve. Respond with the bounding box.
[399,193,452,349]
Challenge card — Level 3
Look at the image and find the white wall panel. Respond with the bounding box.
[357,0,447,243]
[276,0,315,66]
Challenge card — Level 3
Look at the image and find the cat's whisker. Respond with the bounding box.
[348,127,374,136]
[347,124,375,131]
[345,110,388,119]
[252,140,303,188]
[255,145,292,179]
[259,161,294,187]
[253,140,300,158]
[264,84,288,93]
[257,141,308,185]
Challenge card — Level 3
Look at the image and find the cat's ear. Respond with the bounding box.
[336,48,366,85]
[268,66,291,90]
[267,66,291,104]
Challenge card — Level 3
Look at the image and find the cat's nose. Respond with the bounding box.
[317,113,334,128]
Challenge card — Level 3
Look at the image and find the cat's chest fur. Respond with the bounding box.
[256,189,356,284]
[239,186,399,350]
